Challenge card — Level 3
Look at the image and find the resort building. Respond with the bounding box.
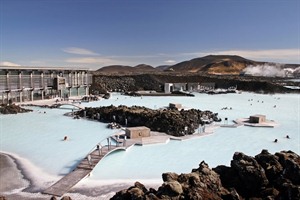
[199,82,215,90]
[125,126,151,139]
[234,114,277,128]
[164,82,216,93]
[164,83,188,93]
[169,103,182,110]
[0,66,92,104]
[249,114,266,124]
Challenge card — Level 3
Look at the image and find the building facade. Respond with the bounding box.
[164,82,216,93]
[0,66,92,104]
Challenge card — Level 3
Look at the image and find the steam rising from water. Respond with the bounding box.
[243,64,300,77]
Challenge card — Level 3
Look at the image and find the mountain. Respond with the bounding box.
[134,64,158,72]
[156,65,171,71]
[95,64,158,74]
[94,55,300,76]
[167,55,261,74]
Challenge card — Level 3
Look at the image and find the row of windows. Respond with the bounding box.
[0,74,91,90]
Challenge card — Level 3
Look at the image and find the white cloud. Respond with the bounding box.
[62,47,99,56]
[213,49,299,62]
[164,60,176,64]
[0,61,21,66]
[179,49,300,63]
[65,57,118,65]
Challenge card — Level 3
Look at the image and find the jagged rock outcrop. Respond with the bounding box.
[111,161,235,200]
[254,149,283,183]
[0,104,32,114]
[111,150,300,200]
[230,152,269,197]
[92,74,162,94]
[91,73,298,95]
[275,150,300,185]
[76,105,221,136]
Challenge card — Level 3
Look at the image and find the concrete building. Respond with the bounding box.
[164,82,217,93]
[164,83,187,93]
[0,66,92,104]
[199,82,215,90]
[249,115,266,124]
[187,83,199,92]
[125,126,150,139]
[164,83,174,93]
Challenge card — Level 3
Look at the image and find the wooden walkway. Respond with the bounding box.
[43,137,135,197]
[43,128,216,197]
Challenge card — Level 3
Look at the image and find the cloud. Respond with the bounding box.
[213,49,299,62]
[164,60,176,64]
[63,48,299,68]
[65,57,118,65]
[0,61,21,66]
[179,49,300,63]
[62,47,99,56]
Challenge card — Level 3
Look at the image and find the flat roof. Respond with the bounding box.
[126,126,150,131]
[0,66,91,71]
[250,114,266,117]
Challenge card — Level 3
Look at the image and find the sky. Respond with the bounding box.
[0,0,299,69]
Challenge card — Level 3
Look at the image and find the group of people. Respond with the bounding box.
[274,135,290,143]
[221,107,232,110]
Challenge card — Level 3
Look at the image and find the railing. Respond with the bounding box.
[84,134,128,166]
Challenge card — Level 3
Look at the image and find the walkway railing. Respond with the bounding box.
[43,133,135,197]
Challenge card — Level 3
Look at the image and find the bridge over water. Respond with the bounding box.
[43,128,216,197]
[54,102,85,110]
[43,136,136,197]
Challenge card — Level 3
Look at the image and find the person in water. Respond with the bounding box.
[64,136,68,141]
[274,139,278,143]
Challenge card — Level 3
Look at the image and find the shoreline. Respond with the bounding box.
[0,152,160,199]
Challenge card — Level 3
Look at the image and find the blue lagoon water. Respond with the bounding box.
[1,92,299,188]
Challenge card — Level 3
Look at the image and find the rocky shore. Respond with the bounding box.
[111,150,300,200]
[76,105,221,136]
[0,104,32,114]
[1,150,299,200]
[91,73,299,94]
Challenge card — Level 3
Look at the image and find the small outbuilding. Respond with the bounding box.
[249,114,266,124]
[169,103,182,110]
[234,114,277,128]
[125,126,150,139]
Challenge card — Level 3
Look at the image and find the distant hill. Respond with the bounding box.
[95,64,158,74]
[167,55,262,74]
[94,55,300,76]
[156,65,171,71]
[134,64,157,72]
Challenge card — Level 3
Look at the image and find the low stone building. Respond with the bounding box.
[125,126,150,139]
[249,115,266,124]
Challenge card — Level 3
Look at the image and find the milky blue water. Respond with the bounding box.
[0,92,299,187]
